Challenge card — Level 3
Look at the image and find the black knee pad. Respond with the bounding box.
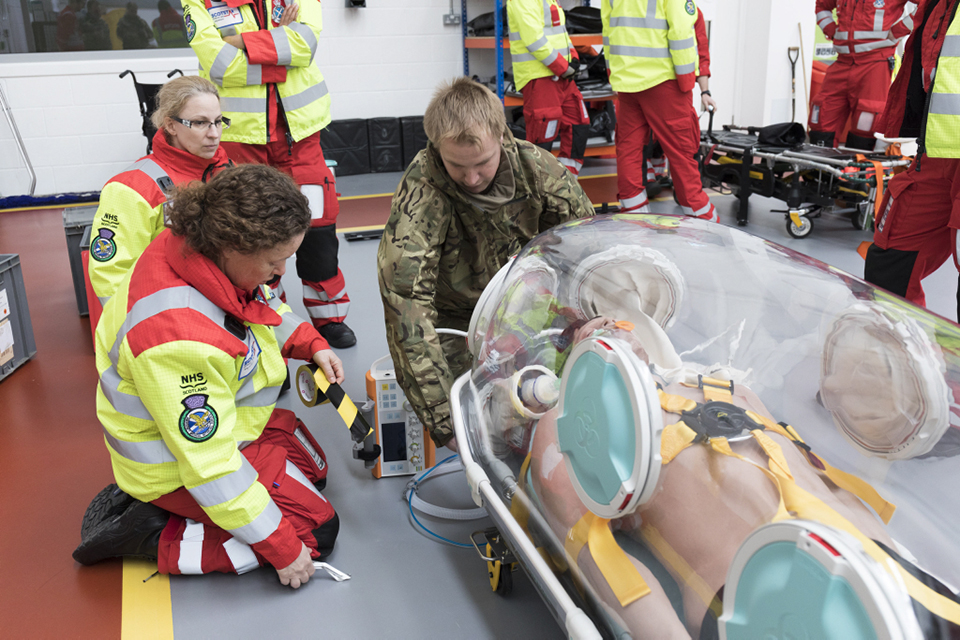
[808,130,835,147]
[845,131,876,151]
[296,225,340,282]
[571,124,591,159]
[535,140,555,153]
[863,244,918,298]
[313,512,340,559]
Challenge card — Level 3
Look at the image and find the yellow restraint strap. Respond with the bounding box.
[565,512,651,607]
[746,411,897,525]
[641,523,724,619]
[511,452,534,530]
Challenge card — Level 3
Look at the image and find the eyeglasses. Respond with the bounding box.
[172,116,231,131]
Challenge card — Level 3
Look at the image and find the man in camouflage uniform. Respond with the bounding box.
[378,77,595,450]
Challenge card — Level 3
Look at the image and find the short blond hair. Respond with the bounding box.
[423,77,505,148]
[151,75,220,130]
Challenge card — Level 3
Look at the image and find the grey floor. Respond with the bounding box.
[168,160,957,639]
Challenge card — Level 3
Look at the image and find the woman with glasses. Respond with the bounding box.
[88,75,233,312]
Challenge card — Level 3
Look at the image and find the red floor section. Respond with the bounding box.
[0,208,122,639]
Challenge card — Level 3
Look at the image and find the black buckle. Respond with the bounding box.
[681,401,761,442]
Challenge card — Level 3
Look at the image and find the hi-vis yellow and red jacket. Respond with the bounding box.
[95,230,328,569]
[88,129,231,306]
[601,0,699,94]
[182,0,331,145]
[507,0,579,91]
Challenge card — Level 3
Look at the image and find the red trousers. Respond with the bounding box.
[521,76,590,174]
[866,156,960,307]
[153,409,335,575]
[809,56,892,146]
[616,80,714,218]
[223,132,350,326]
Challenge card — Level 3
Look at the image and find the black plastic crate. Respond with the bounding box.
[62,205,97,317]
[0,254,37,382]
[320,119,370,176]
[367,117,404,173]
[400,116,430,168]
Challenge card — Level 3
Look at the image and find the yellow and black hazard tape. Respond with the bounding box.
[296,363,376,449]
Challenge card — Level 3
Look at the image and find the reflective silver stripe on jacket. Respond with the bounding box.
[98,295,110,307]
[853,39,895,52]
[903,13,914,31]
[940,34,960,58]
[247,64,262,86]
[272,27,292,65]
[124,158,173,196]
[210,44,240,86]
[274,312,302,349]
[606,43,670,58]
[100,365,153,421]
[228,499,283,545]
[874,9,884,32]
[281,80,328,112]
[674,61,696,75]
[188,455,259,508]
[608,15,668,30]
[220,96,264,113]
[103,426,177,464]
[288,22,317,61]
[669,37,694,50]
[930,93,960,116]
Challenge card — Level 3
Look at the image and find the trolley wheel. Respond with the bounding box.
[853,203,873,231]
[786,215,814,238]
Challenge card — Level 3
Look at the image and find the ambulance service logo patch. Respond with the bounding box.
[874,0,885,7]
[90,228,117,262]
[685,0,696,15]
[185,13,196,42]
[179,394,219,442]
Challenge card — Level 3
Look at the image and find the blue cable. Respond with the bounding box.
[405,454,475,548]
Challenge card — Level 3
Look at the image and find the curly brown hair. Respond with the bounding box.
[166,164,310,262]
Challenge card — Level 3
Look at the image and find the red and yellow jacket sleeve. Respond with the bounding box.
[183,0,286,86]
[260,284,329,359]
[130,338,303,569]
[511,0,570,76]
[816,0,838,39]
[242,0,321,69]
[88,176,166,305]
[665,0,698,92]
[695,9,710,78]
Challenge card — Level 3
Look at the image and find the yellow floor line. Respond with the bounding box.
[122,558,173,640]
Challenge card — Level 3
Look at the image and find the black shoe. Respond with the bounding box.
[80,484,136,539]
[318,322,357,349]
[73,500,169,566]
[313,512,340,560]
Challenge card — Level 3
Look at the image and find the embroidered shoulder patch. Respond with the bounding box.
[91,228,117,262]
[185,13,197,42]
[685,0,696,16]
[179,394,219,442]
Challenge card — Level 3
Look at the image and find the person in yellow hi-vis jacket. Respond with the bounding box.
[602,0,717,221]
[88,75,231,315]
[182,0,356,349]
[74,165,344,589]
[508,0,591,175]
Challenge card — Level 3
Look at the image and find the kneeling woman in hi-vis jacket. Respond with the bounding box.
[75,164,342,590]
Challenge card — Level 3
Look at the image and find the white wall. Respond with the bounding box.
[711,0,816,129]
[0,0,465,197]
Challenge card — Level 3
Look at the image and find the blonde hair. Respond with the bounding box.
[423,77,505,148]
[151,75,220,131]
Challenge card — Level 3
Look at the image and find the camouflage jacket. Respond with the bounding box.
[378,130,594,446]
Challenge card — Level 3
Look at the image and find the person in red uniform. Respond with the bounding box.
[185,0,356,349]
[604,0,717,221]
[864,0,960,317]
[645,8,716,192]
[74,165,343,588]
[810,0,916,149]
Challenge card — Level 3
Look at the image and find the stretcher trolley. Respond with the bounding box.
[697,117,913,238]
[451,214,960,639]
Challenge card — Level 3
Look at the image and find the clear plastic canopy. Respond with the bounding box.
[454,214,960,639]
